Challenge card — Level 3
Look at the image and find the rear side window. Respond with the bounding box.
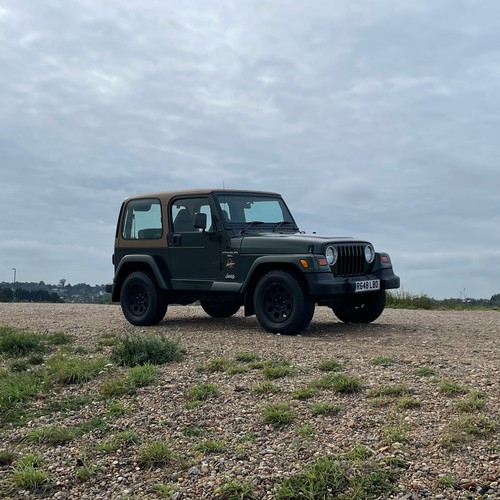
[121,198,163,239]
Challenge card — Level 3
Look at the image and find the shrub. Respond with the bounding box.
[111,334,183,367]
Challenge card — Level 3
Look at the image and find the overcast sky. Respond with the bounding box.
[1,0,499,299]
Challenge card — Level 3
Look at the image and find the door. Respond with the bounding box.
[167,196,221,287]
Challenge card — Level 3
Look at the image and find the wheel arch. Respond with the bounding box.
[113,255,170,301]
[242,261,309,317]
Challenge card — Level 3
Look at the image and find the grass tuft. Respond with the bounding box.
[455,391,485,412]
[0,327,45,357]
[310,402,342,416]
[194,438,226,454]
[111,334,183,367]
[370,356,395,367]
[24,425,76,445]
[414,366,436,377]
[440,414,497,449]
[187,383,219,407]
[274,452,396,499]
[262,402,296,428]
[316,359,343,372]
[138,440,181,468]
[262,360,293,380]
[435,378,467,396]
[47,355,108,384]
[216,478,256,499]
[252,381,280,394]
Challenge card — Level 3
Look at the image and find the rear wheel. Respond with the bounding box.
[254,270,315,335]
[200,300,241,318]
[120,272,168,326]
[332,291,386,324]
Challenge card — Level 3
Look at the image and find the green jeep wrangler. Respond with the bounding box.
[106,189,400,334]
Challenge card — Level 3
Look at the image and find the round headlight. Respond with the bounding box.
[325,246,338,266]
[364,244,375,264]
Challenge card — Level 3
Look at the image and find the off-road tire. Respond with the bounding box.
[254,270,315,335]
[120,272,168,326]
[332,290,386,324]
[200,300,241,318]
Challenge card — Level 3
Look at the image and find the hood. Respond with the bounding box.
[233,232,370,254]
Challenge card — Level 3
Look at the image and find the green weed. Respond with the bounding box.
[262,402,296,428]
[316,359,343,372]
[310,402,342,416]
[111,334,183,367]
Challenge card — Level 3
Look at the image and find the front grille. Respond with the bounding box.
[336,244,366,276]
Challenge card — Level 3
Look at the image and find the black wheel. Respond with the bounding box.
[332,291,386,324]
[254,270,315,335]
[200,300,241,318]
[120,272,168,326]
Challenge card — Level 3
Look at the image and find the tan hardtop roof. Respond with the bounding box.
[123,188,281,203]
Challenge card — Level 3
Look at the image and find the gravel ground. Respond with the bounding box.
[0,303,499,499]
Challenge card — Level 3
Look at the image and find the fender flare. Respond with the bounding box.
[114,255,170,299]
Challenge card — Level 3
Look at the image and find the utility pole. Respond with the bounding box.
[11,267,16,284]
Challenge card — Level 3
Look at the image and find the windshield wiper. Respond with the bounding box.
[273,221,299,232]
[240,221,263,234]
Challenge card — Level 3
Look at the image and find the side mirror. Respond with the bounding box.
[193,212,207,231]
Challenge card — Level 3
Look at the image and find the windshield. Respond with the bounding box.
[214,193,297,229]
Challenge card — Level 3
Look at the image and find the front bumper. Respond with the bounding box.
[306,268,400,297]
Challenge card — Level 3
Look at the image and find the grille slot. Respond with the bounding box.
[336,244,366,276]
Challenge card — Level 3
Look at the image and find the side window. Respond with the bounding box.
[171,197,212,232]
[121,199,163,239]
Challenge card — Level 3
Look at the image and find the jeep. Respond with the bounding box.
[106,189,400,334]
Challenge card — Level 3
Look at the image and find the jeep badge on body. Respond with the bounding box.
[106,189,400,334]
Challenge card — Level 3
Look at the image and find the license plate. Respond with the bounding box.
[355,279,380,292]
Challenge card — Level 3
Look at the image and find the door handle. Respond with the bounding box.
[172,234,182,246]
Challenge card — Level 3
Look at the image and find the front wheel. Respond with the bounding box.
[254,270,315,335]
[120,272,168,326]
[200,300,241,318]
[332,291,386,324]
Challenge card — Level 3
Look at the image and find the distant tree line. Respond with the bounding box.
[0,281,108,304]
[0,287,62,303]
